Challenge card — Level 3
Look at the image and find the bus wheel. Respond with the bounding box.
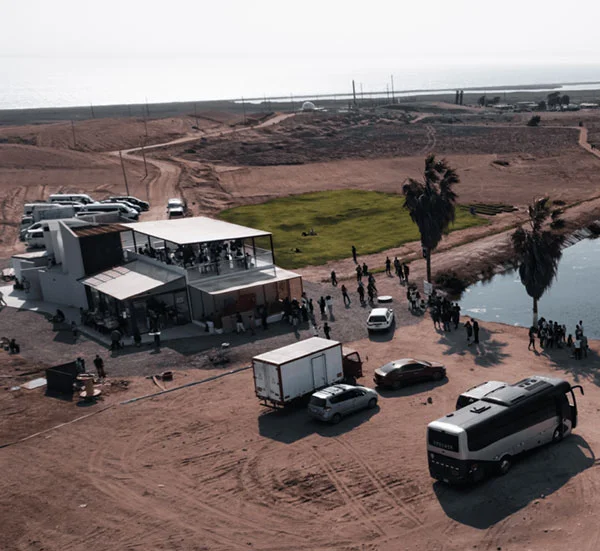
[552,425,564,442]
[497,456,512,476]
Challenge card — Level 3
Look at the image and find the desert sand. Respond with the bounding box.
[3,99,600,550]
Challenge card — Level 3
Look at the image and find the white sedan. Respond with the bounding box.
[367,307,395,332]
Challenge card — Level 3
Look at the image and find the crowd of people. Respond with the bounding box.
[529,317,589,359]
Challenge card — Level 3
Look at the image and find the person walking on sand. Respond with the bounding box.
[362,262,368,276]
[341,284,351,307]
[331,270,338,286]
[93,354,106,379]
[472,319,480,344]
[323,322,331,340]
[235,312,246,333]
[352,245,357,263]
[465,320,473,345]
[308,298,314,318]
[356,264,362,282]
[385,257,392,276]
[528,325,537,351]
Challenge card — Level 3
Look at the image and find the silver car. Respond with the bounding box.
[308,384,378,424]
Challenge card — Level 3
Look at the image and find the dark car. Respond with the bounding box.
[373,358,446,389]
[110,196,150,211]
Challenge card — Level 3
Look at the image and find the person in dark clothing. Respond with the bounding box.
[9,338,19,354]
[362,262,368,276]
[76,357,86,374]
[308,298,314,317]
[472,319,480,344]
[452,303,461,329]
[331,270,338,286]
[356,265,363,282]
[318,296,326,317]
[357,284,366,306]
[385,257,392,276]
[464,321,473,345]
[93,354,106,378]
[261,306,269,330]
[528,325,537,351]
[352,245,357,263]
[403,263,410,284]
[323,322,331,340]
[341,284,351,307]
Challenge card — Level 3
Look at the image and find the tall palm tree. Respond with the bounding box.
[402,154,459,282]
[511,197,564,324]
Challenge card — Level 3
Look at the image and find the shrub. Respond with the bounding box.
[434,270,467,295]
[527,115,541,127]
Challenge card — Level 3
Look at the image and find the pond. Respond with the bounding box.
[459,237,600,339]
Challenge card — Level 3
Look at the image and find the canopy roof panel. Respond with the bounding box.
[190,267,300,296]
[122,216,271,245]
[81,261,183,301]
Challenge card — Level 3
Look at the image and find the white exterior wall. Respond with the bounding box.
[38,269,88,308]
[59,223,85,279]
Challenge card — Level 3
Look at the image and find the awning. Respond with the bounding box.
[81,261,184,301]
[190,267,301,296]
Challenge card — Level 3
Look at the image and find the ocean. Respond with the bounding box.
[1,55,600,110]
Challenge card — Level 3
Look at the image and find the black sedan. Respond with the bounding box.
[373,358,446,389]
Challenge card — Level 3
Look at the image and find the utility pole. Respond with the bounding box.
[90,103,95,118]
[118,151,130,195]
[352,80,357,108]
[70,120,77,148]
[140,137,148,177]
[391,75,395,104]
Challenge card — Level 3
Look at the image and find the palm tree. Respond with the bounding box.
[402,154,459,282]
[511,197,564,324]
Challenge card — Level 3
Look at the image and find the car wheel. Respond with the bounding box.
[497,455,512,476]
[331,413,342,424]
[432,371,443,381]
[552,425,564,442]
[368,397,377,409]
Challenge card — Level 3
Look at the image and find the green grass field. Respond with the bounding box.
[219,190,488,269]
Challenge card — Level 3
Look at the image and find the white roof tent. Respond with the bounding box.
[122,216,271,246]
[192,266,300,296]
[81,261,184,301]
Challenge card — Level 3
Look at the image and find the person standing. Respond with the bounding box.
[464,321,473,345]
[352,245,357,264]
[93,354,106,379]
[528,325,537,351]
[261,305,269,330]
[385,257,392,276]
[403,263,410,285]
[574,336,582,360]
[323,322,331,340]
[362,262,368,276]
[356,265,363,282]
[308,298,314,318]
[235,312,246,333]
[357,284,366,306]
[341,284,351,307]
[394,257,401,281]
[326,295,334,316]
[248,314,256,336]
[311,322,319,337]
[581,334,588,358]
[472,319,480,344]
[452,303,461,329]
[318,296,326,317]
[331,270,338,286]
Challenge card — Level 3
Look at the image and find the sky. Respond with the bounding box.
[3,0,600,64]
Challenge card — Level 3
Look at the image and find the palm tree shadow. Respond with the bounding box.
[538,345,600,387]
[437,326,510,367]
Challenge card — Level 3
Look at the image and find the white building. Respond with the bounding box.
[12,216,303,334]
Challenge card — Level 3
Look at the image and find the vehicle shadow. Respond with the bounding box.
[433,434,596,529]
[376,378,448,399]
[257,404,380,444]
[368,320,396,343]
[436,326,510,367]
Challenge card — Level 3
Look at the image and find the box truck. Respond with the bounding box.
[252,337,363,407]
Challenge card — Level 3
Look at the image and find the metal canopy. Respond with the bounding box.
[81,261,183,301]
[122,216,271,246]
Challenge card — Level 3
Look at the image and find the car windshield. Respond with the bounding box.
[369,315,387,323]
[168,200,182,207]
[309,396,327,407]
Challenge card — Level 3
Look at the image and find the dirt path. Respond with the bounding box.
[112,113,294,219]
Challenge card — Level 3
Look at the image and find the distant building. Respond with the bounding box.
[580,103,599,109]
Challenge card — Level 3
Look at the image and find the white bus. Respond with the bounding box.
[428,375,584,484]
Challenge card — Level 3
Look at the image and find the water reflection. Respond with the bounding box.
[459,238,600,339]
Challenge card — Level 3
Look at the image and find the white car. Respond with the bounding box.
[367,307,395,332]
[167,198,186,219]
